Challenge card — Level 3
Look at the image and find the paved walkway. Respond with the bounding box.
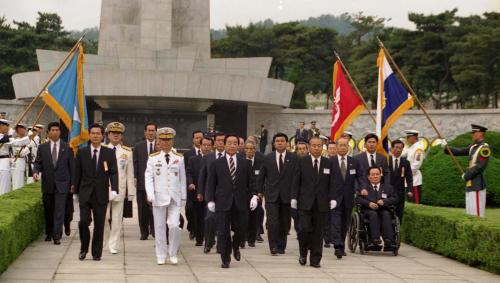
[1,206,499,283]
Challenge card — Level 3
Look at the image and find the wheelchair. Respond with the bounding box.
[347,204,400,256]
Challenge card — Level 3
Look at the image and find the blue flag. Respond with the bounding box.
[42,44,89,154]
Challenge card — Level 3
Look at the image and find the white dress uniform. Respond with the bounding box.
[403,140,426,187]
[10,137,30,190]
[145,134,186,264]
[105,143,136,253]
[26,137,40,184]
[0,135,29,195]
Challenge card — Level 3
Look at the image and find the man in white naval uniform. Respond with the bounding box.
[145,127,186,265]
[11,124,31,190]
[402,130,426,204]
[105,122,136,254]
[0,119,29,195]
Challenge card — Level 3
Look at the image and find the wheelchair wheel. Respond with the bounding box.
[347,212,360,253]
[393,216,401,256]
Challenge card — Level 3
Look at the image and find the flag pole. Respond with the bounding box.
[31,104,47,129]
[334,51,377,124]
[13,32,87,127]
[376,37,464,174]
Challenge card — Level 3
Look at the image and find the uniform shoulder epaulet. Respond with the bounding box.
[479,147,491,158]
[149,151,161,157]
[122,145,132,151]
[173,151,183,157]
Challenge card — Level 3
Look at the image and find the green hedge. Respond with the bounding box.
[421,131,500,207]
[0,184,44,273]
[402,204,500,274]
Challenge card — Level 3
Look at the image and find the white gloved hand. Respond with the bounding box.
[110,191,118,201]
[147,194,155,203]
[290,199,298,209]
[181,199,186,207]
[207,201,215,213]
[249,195,258,211]
[127,195,135,202]
[330,200,337,210]
[440,139,448,148]
[73,194,79,203]
[461,173,465,181]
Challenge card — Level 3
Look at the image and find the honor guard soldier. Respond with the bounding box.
[105,122,136,254]
[341,131,355,156]
[402,130,425,204]
[0,119,29,195]
[11,124,31,190]
[145,127,186,265]
[442,124,490,217]
[308,121,321,140]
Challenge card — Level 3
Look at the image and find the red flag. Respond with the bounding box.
[330,61,365,141]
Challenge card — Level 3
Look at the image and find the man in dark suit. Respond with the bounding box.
[206,134,258,268]
[389,140,413,224]
[356,166,398,250]
[291,137,336,267]
[186,136,213,246]
[73,124,118,261]
[133,122,157,240]
[354,133,390,184]
[259,124,268,153]
[184,130,204,240]
[242,140,263,247]
[33,122,74,245]
[295,121,309,143]
[197,132,226,253]
[256,133,298,255]
[330,137,368,259]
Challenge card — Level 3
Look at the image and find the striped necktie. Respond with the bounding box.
[229,156,236,183]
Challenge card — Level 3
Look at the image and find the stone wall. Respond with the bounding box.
[0,100,58,129]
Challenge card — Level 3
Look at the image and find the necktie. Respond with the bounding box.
[217,152,223,159]
[395,158,399,172]
[374,185,378,192]
[340,156,346,181]
[165,153,170,165]
[229,156,236,183]
[149,142,153,154]
[313,158,319,175]
[197,149,201,156]
[279,153,284,173]
[370,154,375,167]
[51,143,57,167]
[92,149,98,173]
[113,146,117,152]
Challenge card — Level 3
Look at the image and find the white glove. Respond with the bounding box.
[127,195,135,202]
[461,173,465,181]
[440,139,448,148]
[249,195,258,211]
[207,201,215,213]
[110,191,118,201]
[147,194,155,203]
[290,199,297,209]
[73,194,79,203]
[181,199,186,207]
[330,200,337,210]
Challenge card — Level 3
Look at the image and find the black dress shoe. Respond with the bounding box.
[310,263,321,268]
[45,235,52,242]
[270,248,278,256]
[299,256,306,266]
[334,249,343,259]
[65,226,71,236]
[53,239,61,245]
[204,246,211,254]
[189,232,195,240]
[324,243,331,248]
[343,251,347,256]
[93,257,101,261]
[221,262,230,268]
[195,242,203,246]
[233,249,241,261]
[140,235,148,240]
[277,249,285,254]
[256,235,264,242]
[248,242,255,247]
[79,252,86,261]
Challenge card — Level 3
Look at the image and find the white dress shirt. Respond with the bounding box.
[226,153,237,171]
[147,139,156,154]
[311,155,321,172]
[337,154,348,168]
[215,150,225,159]
[275,151,286,170]
[50,139,61,158]
[392,156,400,170]
[366,151,376,167]
[91,145,101,163]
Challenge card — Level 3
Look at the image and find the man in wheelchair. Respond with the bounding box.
[357,166,398,251]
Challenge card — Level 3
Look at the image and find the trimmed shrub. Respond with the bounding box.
[421,131,500,207]
[0,184,44,273]
[402,204,500,274]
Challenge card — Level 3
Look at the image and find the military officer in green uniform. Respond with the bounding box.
[442,124,490,217]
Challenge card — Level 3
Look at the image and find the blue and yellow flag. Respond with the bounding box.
[42,44,89,154]
[376,49,414,156]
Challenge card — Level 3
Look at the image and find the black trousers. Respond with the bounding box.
[204,209,216,248]
[64,192,74,229]
[256,203,265,235]
[247,202,263,244]
[137,190,154,237]
[363,209,394,242]
[79,190,107,258]
[291,208,300,235]
[395,191,406,224]
[216,202,247,263]
[324,211,332,244]
[265,201,291,252]
[330,200,352,250]
[185,198,195,233]
[298,202,327,265]
[43,192,67,240]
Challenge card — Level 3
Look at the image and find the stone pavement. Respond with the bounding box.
[1,206,499,283]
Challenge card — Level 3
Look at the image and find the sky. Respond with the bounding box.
[1,0,499,31]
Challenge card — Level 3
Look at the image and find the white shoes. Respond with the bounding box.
[157,259,166,265]
[109,248,118,254]
[169,256,178,265]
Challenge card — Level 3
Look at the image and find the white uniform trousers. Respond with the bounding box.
[11,169,25,190]
[466,190,486,218]
[153,201,182,261]
[106,199,125,252]
[0,170,11,195]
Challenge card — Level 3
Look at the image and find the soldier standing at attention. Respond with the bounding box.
[442,124,490,218]
[10,124,31,190]
[0,119,29,195]
[402,130,425,204]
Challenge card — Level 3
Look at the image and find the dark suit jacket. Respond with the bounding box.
[388,157,413,196]
[248,154,263,198]
[197,152,217,197]
[354,152,390,184]
[291,155,334,212]
[356,183,398,209]
[295,128,309,142]
[73,146,119,205]
[33,140,74,194]
[133,140,154,191]
[184,148,198,169]
[186,154,203,201]
[256,151,298,204]
[331,155,368,208]
[206,155,255,212]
